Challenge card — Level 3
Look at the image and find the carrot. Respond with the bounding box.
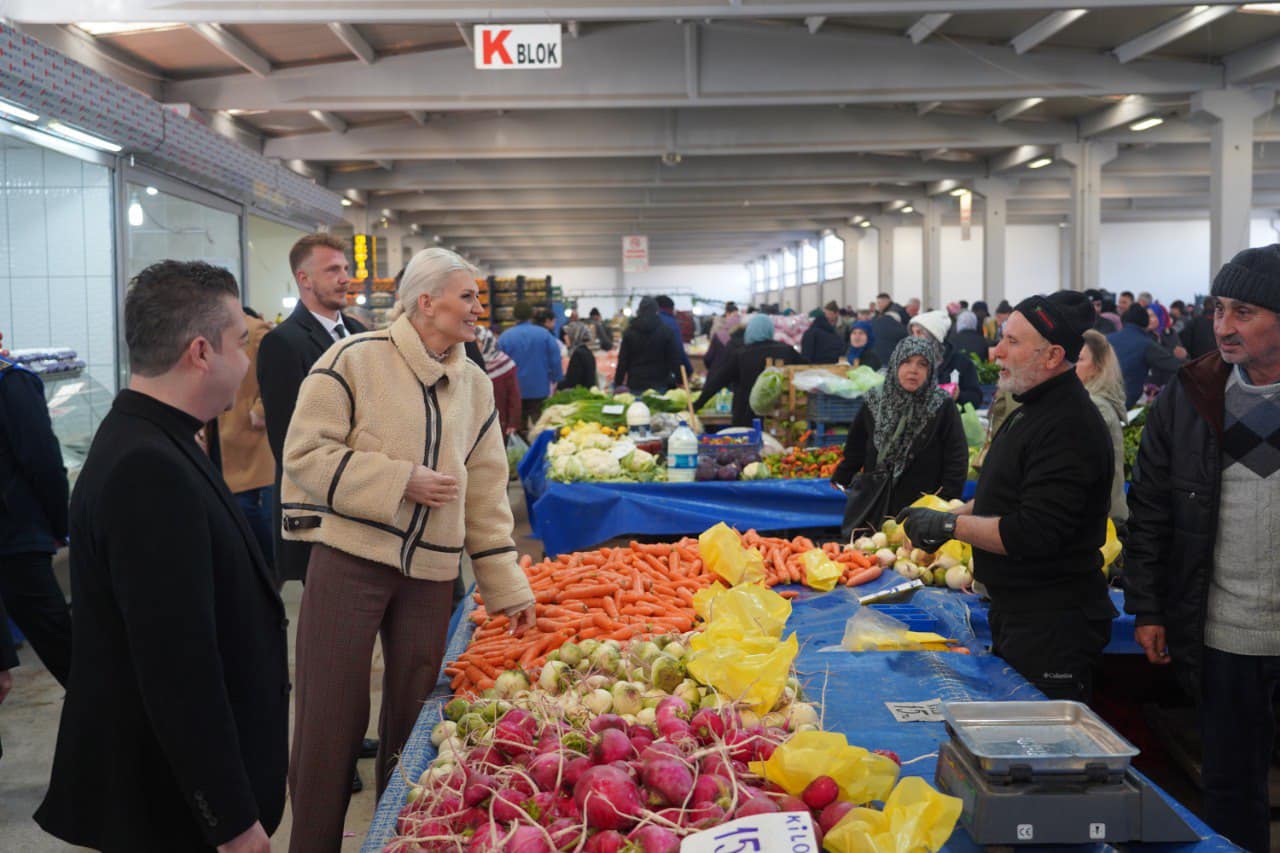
[844,565,884,587]
[565,583,615,599]
[778,589,800,599]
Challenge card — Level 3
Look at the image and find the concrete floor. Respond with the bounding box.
[0,483,539,852]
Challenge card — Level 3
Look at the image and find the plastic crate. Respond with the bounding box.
[867,604,941,633]
[697,428,763,480]
[806,392,863,424]
[808,425,848,448]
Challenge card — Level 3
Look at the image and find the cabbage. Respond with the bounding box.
[622,448,657,473]
[846,365,886,393]
[741,461,770,480]
[574,432,615,451]
[550,454,588,482]
[576,448,623,479]
[547,439,577,459]
[749,367,786,414]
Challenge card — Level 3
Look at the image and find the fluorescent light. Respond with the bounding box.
[858,220,872,228]
[127,197,144,227]
[282,296,299,309]
[75,22,181,36]
[1243,3,1280,13]
[145,186,158,196]
[340,198,352,207]
[1129,116,1164,132]
[949,187,969,197]
[0,99,38,123]
[1027,157,1053,169]
[622,307,633,317]
[901,205,915,214]
[355,294,367,306]
[45,121,121,153]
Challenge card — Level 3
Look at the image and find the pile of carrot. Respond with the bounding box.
[741,529,884,590]
[447,531,883,696]
[447,539,715,696]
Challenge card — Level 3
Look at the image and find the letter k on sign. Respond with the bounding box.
[483,29,512,65]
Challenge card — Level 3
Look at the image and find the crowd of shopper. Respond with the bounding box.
[0,233,1276,852]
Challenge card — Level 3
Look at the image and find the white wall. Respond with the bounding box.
[247,215,309,318]
[856,232,878,309]
[892,227,923,306]
[493,263,750,317]
[1005,225,1063,303]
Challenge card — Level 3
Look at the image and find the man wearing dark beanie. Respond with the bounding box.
[1126,244,1280,852]
[1107,301,1186,407]
[900,291,1117,701]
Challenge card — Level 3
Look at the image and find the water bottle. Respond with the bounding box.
[626,400,651,437]
[666,419,698,483]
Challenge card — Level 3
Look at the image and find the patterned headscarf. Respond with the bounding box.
[475,325,515,380]
[865,336,950,478]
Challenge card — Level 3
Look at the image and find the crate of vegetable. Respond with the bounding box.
[695,431,765,482]
[762,446,844,480]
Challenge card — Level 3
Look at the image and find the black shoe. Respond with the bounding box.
[359,737,378,759]
[351,769,363,794]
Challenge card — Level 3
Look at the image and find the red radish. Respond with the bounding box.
[456,807,488,829]
[547,818,580,849]
[735,796,781,818]
[493,716,534,759]
[583,830,627,853]
[554,793,580,820]
[491,789,528,823]
[685,802,727,829]
[873,749,902,765]
[524,791,558,822]
[463,773,495,807]
[641,758,695,806]
[689,709,728,743]
[656,716,692,741]
[593,728,634,764]
[505,825,554,852]
[466,823,504,852]
[655,696,690,722]
[565,755,593,788]
[699,753,737,780]
[755,740,779,761]
[468,746,502,768]
[691,773,732,807]
[573,765,644,831]
[640,742,684,764]
[802,775,839,811]
[725,729,760,763]
[527,752,565,792]
[819,800,856,834]
[776,794,808,813]
[503,708,538,737]
[589,713,627,734]
[507,774,537,798]
[626,825,681,853]
[630,728,656,752]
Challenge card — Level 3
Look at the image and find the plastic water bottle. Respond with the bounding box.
[626,400,651,437]
[666,420,698,482]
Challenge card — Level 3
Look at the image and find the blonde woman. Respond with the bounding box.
[281,248,535,852]
[1076,330,1129,528]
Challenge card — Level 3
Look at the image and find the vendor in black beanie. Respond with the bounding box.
[900,290,1118,700]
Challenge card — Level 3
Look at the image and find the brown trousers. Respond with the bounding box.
[288,544,453,853]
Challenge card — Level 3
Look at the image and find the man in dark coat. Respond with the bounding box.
[801,301,846,363]
[258,234,367,587]
[1107,303,1185,407]
[1126,246,1280,853]
[870,294,909,366]
[615,296,685,393]
[36,261,288,853]
[0,338,72,687]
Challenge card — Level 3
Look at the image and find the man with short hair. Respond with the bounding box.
[1137,291,1153,307]
[870,293,909,365]
[1118,290,1135,315]
[258,234,368,587]
[499,301,564,430]
[654,295,693,381]
[901,292,1116,700]
[1126,245,1280,853]
[801,300,846,363]
[905,297,922,318]
[37,261,288,853]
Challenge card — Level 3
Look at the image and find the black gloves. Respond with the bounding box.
[897,507,957,553]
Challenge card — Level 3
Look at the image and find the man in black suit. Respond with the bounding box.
[36,261,288,853]
[258,234,367,587]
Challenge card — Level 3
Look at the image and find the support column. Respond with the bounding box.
[973,178,1013,307]
[919,198,943,311]
[871,217,895,304]
[378,223,407,277]
[836,226,861,308]
[1056,141,1117,292]
[1192,88,1274,276]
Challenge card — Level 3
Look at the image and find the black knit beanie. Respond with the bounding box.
[1212,245,1280,312]
[1123,303,1151,327]
[1014,291,1096,361]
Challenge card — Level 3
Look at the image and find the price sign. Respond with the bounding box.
[681,811,818,853]
[885,698,944,723]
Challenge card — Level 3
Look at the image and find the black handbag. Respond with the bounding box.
[840,468,896,541]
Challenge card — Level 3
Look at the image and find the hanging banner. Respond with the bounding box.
[474,25,562,69]
[959,191,973,242]
[622,235,649,272]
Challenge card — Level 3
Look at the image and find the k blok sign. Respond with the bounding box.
[474,25,562,69]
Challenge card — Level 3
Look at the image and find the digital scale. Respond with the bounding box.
[934,701,1200,846]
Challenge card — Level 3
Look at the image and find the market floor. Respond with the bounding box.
[0,483,540,852]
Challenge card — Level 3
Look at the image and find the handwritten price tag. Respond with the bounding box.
[681,811,819,852]
[885,698,944,723]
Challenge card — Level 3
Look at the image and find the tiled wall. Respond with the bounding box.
[0,135,116,460]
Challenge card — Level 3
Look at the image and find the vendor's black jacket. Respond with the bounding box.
[800,315,845,364]
[1180,313,1217,360]
[695,340,806,427]
[1123,352,1231,700]
[615,311,684,394]
[36,390,289,853]
[0,357,68,556]
[832,400,968,518]
[972,369,1114,613]
[937,344,984,409]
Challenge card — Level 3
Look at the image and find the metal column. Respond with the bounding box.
[1056,142,1117,292]
[837,226,861,308]
[919,199,943,311]
[973,178,1012,306]
[872,217,895,303]
[1192,88,1275,277]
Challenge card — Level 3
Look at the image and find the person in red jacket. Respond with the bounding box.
[477,325,522,435]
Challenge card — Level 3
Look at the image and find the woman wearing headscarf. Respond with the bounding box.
[907,310,984,407]
[1075,330,1129,531]
[693,314,805,427]
[831,336,968,538]
[560,321,598,390]
[948,310,990,363]
[476,325,522,435]
[1146,303,1186,388]
[704,302,743,373]
[614,296,684,393]
[846,320,881,370]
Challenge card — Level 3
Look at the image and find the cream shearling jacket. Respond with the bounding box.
[280,315,533,616]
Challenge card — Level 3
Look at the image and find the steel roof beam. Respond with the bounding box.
[376,184,908,212]
[328,23,376,65]
[993,97,1043,123]
[1112,5,1240,64]
[309,110,348,134]
[907,13,951,44]
[189,23,271,78]
[1225,33,1280,84]
[1009,9,1088,54]
[1077,94,1164,137]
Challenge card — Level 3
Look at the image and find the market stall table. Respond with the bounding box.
[362,585,1229,852]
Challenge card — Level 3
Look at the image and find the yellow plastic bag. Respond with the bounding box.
[692,582,727,621]
[909,493,952,513]
[749,730,899,806]
[703,582,792,638]
[1100,518,1121,574]
[823,777,963,853]
[699,522,766,586]
[841,607,957,652]
[687,632,798,713]
[935,538,972,568]
[800,549,843,592]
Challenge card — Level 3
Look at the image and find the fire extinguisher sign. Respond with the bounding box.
[474,25,563,69]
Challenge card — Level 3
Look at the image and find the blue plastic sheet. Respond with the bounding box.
[518,430,978,556]
[363,587,1226,852]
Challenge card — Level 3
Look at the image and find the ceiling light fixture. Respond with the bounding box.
[76,22,181,36]
[900,205,915,214]
[340,198,352,207]
[0,98,39,123]
[127,194,144,227]
[1027,157,1053,169]
[1129,116,1164,132]
[859,220,871,228]
[949,187,969,197]
[45,121,121,153]
[145,186,158,196]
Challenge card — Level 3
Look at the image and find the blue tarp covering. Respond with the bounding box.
[362,588,1226,852]
[518,430,977,556]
